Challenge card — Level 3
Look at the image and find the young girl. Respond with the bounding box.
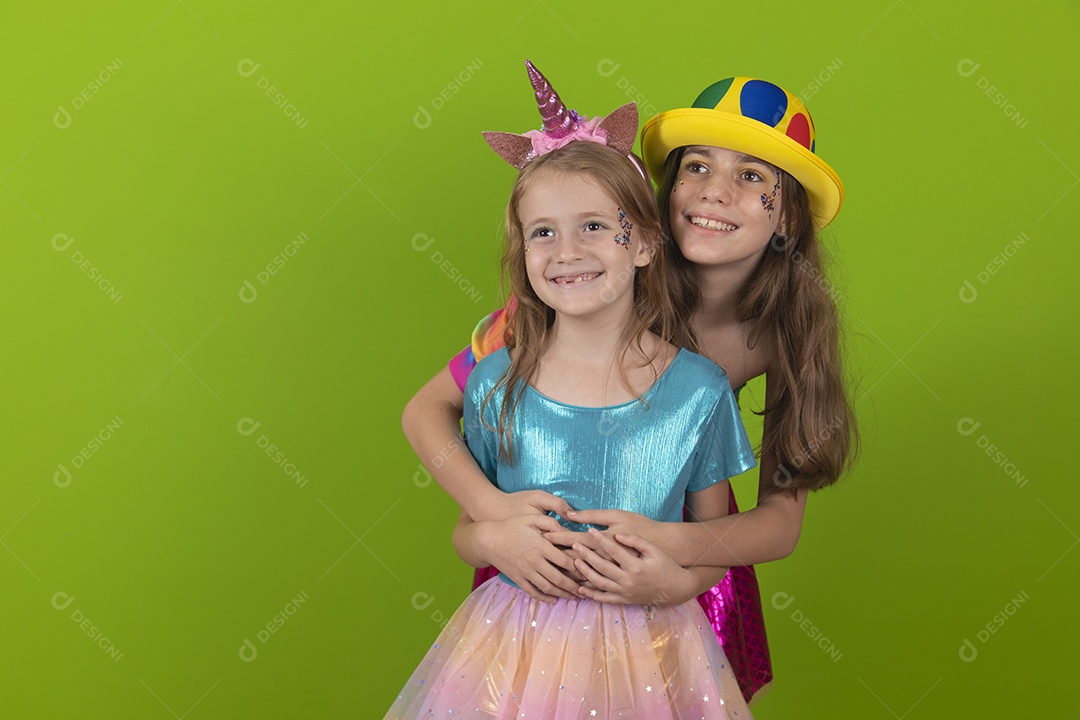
[403,73,858,703]
[386,90,757,717]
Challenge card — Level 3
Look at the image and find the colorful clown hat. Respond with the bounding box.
[642,77,844,228]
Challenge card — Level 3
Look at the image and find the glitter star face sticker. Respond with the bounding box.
[760,170,781,218]
[615,208,632,249]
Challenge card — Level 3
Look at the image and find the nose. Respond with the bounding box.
[700,173,735,204]
[552,231,585,261]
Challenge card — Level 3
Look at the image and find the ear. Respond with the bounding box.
[597,103,638,156]
[775,170,794,239]
[632,228,655,268]
[776,211,792,243]
[483,132,535,169]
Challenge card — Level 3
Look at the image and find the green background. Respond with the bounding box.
[3,1,1077,717]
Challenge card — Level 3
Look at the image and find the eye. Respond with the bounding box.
[584,221,607,232]
[739,169,764,182]
[529,226,555,240]
[683,159,708,174]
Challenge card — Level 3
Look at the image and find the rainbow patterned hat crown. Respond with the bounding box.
[642,77,844,228]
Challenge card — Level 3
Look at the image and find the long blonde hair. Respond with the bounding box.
[486,142,683,463]
[658,147,859,496]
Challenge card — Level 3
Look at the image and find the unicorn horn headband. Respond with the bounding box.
[483,60,640,171]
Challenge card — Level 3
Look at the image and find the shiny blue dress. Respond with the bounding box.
[465,347,755,538]
[386,347,758,718]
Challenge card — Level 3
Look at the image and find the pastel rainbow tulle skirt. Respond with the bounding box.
[386,577,752,719]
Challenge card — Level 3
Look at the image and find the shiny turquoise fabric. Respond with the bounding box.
[463,347,756,534]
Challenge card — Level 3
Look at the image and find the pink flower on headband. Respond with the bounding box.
[523,115,608,157]
[483,60,640,171]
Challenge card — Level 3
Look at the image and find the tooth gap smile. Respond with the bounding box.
[553,272,600,284]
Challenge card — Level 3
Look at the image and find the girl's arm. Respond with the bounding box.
[571,481,732,605]
[673,451,806,566]
[402,365,572,521]
[406,363,581,598]
[550,371,807,567]
[451,509,583,602]
[553,455,806,567]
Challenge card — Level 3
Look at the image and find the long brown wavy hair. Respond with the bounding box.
[486,142,684,463]
[657,147,859,496]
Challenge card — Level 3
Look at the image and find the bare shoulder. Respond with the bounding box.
[749,323,778,379]
[699,321,775,388]
[626,332,680,393]
[629,331,678,370]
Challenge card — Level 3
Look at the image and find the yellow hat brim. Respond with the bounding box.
[642,108,844,229]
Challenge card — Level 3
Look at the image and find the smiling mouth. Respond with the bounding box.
[689,216,738,232]
[550,272,602,285]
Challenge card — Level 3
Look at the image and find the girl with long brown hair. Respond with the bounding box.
[387,102,757,715]
[403,72,858,705]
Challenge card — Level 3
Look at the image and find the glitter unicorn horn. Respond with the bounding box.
[527,59,577,139]
[483,60,640,170]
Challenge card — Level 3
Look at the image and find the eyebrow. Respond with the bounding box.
[684,147,773,168]
[523,210,615,225]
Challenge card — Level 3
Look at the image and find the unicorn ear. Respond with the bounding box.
[483,131,535,170]
[597,103,639,156]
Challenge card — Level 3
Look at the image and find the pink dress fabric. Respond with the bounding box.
[452,302,773,705]
[470,487,772,705]
[387,577,753,718]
